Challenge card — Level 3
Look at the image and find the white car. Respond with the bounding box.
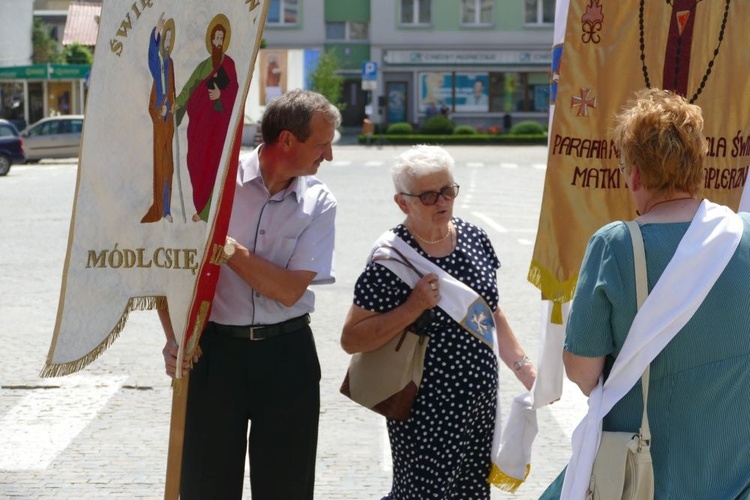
[21,115,84,162]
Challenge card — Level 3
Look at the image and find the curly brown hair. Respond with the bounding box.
[613,88,706,196]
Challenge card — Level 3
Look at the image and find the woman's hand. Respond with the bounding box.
[406,273,441,311]
[516,362,537,391]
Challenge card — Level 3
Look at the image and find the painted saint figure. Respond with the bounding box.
[175,14,239,223]
[141,13,176,224]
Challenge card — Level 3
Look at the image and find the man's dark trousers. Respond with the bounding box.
[180,321,320,499]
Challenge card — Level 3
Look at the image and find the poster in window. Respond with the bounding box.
[454,73,489,112]
[260,49,287,105]
[386,82,407,123]
[418,72,453,116]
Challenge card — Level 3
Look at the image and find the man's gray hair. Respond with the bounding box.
[261,89,342,144]
[391,145,455,193]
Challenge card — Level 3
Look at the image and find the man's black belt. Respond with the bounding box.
[213,314,311,341]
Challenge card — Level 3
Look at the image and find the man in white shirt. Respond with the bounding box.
[160,89,341,499]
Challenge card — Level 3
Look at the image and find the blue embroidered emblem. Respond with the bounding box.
[463,299,494,347]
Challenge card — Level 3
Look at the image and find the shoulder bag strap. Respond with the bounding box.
[624,220,651,445]
[371,245,425,279]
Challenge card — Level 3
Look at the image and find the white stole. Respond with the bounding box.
[561,200,744,499]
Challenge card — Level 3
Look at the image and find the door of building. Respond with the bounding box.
[340,79,367,127]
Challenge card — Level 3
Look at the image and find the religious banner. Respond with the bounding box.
[530,0,750,311]
[507,0,750,491]
[42,0,270,379]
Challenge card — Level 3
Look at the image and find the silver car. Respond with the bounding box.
[21,115,84,162]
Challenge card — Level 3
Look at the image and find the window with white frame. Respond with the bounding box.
[325,21,369,41]
[461,0,494,25]
[400,0,432,25]
[268,0,298,25]
[524,0,554,25]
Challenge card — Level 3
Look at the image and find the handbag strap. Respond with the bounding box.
[624,221,652,445]
[371,245,425,278]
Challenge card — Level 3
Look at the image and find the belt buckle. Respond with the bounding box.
[248,326,266,341]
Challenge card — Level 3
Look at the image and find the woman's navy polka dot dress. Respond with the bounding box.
[353,218,501,499]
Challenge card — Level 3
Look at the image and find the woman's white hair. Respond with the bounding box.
[391,145,455,193]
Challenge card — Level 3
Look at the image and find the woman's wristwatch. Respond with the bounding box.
[513,355,531,371]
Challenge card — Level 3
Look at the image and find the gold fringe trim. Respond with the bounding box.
[39,296,168,378]
[488,463,531,493]
[527,259,578,325]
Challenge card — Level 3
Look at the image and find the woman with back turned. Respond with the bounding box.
[542,88,750,499]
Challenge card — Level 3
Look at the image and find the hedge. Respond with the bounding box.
[356,134,547,145]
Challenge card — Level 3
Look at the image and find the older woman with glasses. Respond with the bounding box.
[341,145,536,499]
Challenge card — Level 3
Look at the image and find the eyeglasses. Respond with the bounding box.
[400,184,460,206]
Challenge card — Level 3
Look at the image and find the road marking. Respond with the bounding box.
[331,161,352,167]
[532,163,547,170]
[500,162,518,169]
[471,211,508,233]
[0,374,127,471]
[518,238,534,245]
[466,162,484,168]
[364,161,384,167]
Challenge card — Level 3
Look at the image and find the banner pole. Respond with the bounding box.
[164,374,189,500]
[173,129,187,223]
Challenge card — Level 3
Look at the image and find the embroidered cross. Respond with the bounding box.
[470,311,490,335]
[571,88,597,116]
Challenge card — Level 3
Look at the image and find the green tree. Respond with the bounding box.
[310,50,345,111]
[32,18,64,63]
[63,42,94,64]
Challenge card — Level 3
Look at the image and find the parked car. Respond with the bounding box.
[0,119,25,176]
[20,115,84,162]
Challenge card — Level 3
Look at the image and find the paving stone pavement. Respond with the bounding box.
[0,148,582,499]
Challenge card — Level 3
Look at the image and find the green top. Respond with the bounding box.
[565,213,750,497]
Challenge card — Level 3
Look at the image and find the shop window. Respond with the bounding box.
[489,72,550,112]
[524,0,555,25]
[268,0,298,25]
[400,0,432,26]
[0,83,25,126]
[461,0,494,25]
[326,21,369,41]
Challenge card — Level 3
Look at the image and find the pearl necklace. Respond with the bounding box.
[409,223,453,244]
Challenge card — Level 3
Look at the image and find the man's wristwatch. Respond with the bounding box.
[513,355,531,371]
[217,236,237,266]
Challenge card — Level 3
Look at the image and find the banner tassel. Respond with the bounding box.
[40,296,167,378]
[488,463,531,493]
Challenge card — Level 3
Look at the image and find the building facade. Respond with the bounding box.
[256,0,555,129]
[1,0,555,131]
[0,0,97,129]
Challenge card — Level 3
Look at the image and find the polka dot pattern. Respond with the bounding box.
[354,218,501,499]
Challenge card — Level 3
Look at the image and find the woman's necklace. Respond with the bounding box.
[409,223,453,244]
[639,0,730,103]
[641,196,695,215]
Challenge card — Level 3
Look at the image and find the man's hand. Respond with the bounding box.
[162,337,199,379]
